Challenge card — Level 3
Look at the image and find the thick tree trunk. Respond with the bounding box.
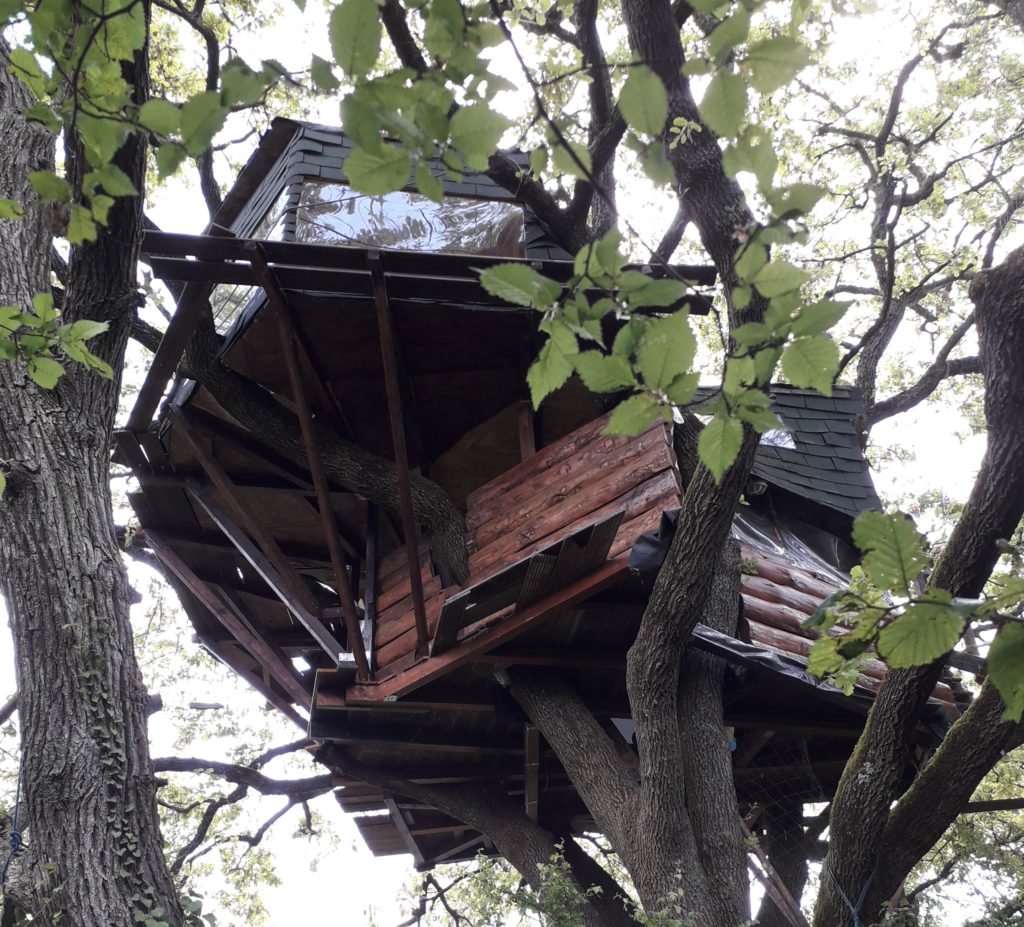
[0,36,183,927]
[817,245,1024,927]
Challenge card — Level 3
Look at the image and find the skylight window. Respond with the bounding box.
[292,182,526,257]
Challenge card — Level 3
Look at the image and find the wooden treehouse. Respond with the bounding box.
[121,119,960,868]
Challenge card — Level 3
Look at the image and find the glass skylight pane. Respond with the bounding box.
[293,182,526,257]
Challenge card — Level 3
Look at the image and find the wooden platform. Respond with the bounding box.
[338,411,682,699]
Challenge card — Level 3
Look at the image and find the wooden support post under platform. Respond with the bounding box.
[524,724,540,822]
[249,243,370,680]
[169,406,348,665]
[384,795,426,867]
[367,251,430,657]
[517,400,536,460]
[144,528,312,707]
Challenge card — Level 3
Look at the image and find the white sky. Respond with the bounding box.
[1,0,1015,924]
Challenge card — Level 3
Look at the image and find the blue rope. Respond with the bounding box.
[826,862,876,927]
[1,759,24,889]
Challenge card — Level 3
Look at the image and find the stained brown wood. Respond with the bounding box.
[346,554,632,705]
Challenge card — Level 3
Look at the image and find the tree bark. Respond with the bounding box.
[0,33,184,927]
[817,245,1024,927]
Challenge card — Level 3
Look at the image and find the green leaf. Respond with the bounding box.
[707,8,750,61]
[605,394,662,435]
[699,414,743,482]
[627,278,690,309]
[479,263,561,310]
[722,129,777,190]
[29,171,70,203]
[700,70,746,138]
[65,320,109,341]
[221,60,268,107]
[33,292,56,322]
[665,371,699,405]
[746,36,810,93]
[155,144,187,178]
[91,164,138,197]
[636,310,696,390]
[877,603,964,668]
[751,260,810,298]
[529,147,548,176]
[807,637,844,678]
[179,91,227,155]
[449,105,510,171]
[67,205,98,244]
[768,182,826,219]
[8,48,46,98]
[551,140,592,180]
[640,143,673,185]
[138,98,180,136]
[619,65,668,136]
[27,355,64,389]
[415,163,444,203]
[780,336,838,396]
[682,59,713,77]
[852,511,930,597]
[310,55,341,91]
[424,0,465,60]
[0,199,24,219]
[789,300,850,338]
[527,340,573,408]
[0,469,6,497]
[330,0,382,79]
[988,623,1024,721]
[734,243,767,281]
[574,351,634,393]
[344,145,411,194]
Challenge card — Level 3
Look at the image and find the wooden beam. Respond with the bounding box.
[127,280,213,431]
[172,450,348,665]
[384,796,425,866]
[198,634,306,729]
[472,647,625,670]
[524,724,540,822]
[145,528,311,707]
[368,251,429,656]
[134,527,333,569]
[250,244,370,679]
[517,401,536,460]
[734,730,775,769]
[345,553,630,705]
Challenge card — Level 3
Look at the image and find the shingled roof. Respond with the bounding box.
[757,385,880,519]
[697,384,881,520]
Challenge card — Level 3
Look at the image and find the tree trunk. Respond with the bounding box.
[0,35,183,927]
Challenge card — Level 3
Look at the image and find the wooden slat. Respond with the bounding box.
[145,529,311,707]
[471,468,679,581]
[346,554,631,705]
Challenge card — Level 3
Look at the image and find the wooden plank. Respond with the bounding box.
[430,587,470,656]
[127,279,214,431]
[345,554,631,704]
[145,529,310,707]
[471,468,679,581]
[469,428,670,554]
[742,574,829,616]
[375,576,444,648]
[524,725,540,822]
[384,796,425,866]
[141,230,718,288]
[515,552,558,610]
[517,401,536,459]
[376,596,444,669]
[184,478,347,665]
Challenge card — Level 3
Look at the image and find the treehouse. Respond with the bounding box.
[120,119,960,869]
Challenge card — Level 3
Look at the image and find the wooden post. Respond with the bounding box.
[524,724,540,821]
[248,243,370,680]
[367,251,430,657]
[517,400,536,460]
[169,406,349,665]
